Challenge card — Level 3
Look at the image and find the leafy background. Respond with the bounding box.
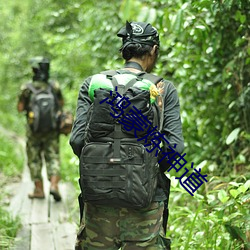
[0,0,249,249]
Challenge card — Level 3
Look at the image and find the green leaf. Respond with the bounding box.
[227,212,242,221]
[237,184,247,194]
[239,193,250,204]
[244,180,250,190]
[226,128,241,145]
[228,181,241,187]
[170,176,179,188]
[224,223,247,242]
[120,0,131,21]
[172,9,183,34]
[229,189,239,198]
[218,189,229,203]
[246,57,250,65]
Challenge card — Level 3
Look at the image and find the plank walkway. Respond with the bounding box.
[8,163,79,250]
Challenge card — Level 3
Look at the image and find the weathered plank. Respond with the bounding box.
[50,182,76,223]
[52,222,76,250]
[9,155,78,250]
[8,181,33,219]
[31,223,54,250]
[30,198,49,224]
[11,224,31,250]
[19,183,33,225]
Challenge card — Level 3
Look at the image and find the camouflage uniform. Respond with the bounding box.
[26,130,60,181]
[18,80,63,181]
[75,202,170,250]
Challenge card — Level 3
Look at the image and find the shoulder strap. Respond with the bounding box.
[100,70,118,78]
[48,80,56,90]
[110,76,125,95]
[26,83,39,94]
[102,70,138,94]
[137,72,163,85]
[101,69,163,84]
[102,70,163,85]
[27,82,53,93]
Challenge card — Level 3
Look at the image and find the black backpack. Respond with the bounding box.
[79,70,163,209]
[27,82,59,133]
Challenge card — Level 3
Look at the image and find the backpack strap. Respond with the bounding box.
[47,81,60,109]
[108,76,123,160]
[100,70,118,78]
[101,70,163,85]
[109,76,141,159]
[137,72,163,86]
[26,83,40,94]
[134,72,164,132]
[103,70,139,94]
[27,82,53,93]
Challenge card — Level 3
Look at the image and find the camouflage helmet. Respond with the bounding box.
[30,56,50,82]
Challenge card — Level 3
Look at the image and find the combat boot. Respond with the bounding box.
[50,175,62,202]
[28,180,45,199]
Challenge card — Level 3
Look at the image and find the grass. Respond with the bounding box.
[0,207,21,250]
[166,174,250,250]
[0,131,23,249]
[60,135,79,188]
[0,133,24,177]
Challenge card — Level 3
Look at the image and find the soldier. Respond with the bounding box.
[70,21,184,249]
[17,57,64,201]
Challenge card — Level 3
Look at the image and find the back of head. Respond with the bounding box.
[30,56,50,82]
[117,21,160,60]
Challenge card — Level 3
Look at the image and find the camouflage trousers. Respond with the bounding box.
[75,201,170,250]
[26,130,60,181]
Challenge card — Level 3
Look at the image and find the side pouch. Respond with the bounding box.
[58,111,74,135]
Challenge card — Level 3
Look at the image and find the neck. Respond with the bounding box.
[125,55,153,73]
[124,60,144,72]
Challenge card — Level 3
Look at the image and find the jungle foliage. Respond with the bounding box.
[0,0,249,249]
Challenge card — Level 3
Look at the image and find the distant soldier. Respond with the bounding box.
[17,57,64,201]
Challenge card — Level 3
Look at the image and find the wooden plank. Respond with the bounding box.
[61,182,79,223]
[50,196,67,223]
[50,183,78,249]
[8,181,32,219]
[30,195,49,224]
[61,182,77,210]
[9,156,79,250]
[11,224,31,250]
[50,182,77,223]
[17,181,33,224]
[52,222,76,250]
[8,182,27,217]
[21,163,31,182]
[31,223,54,250]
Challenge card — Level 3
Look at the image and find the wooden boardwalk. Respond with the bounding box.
[8,164,78,250]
